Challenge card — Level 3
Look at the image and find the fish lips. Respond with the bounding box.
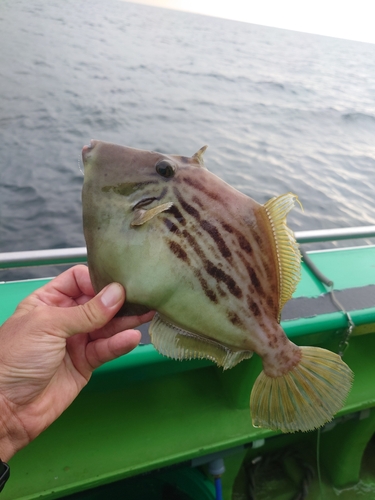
[82,139,97,163]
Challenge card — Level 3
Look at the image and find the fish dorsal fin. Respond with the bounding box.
[131,202,173,226]
[192,145,208,168]
[263,193,301,317]
[149,313,253,370]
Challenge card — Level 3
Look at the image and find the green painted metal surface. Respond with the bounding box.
[59,466,216,500]
[233,414,375,499]
[0,278,51,325]
[296,246,375,295]
[319,408,375,488]
[1,246,375,499]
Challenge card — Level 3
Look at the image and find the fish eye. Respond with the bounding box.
[155,160,176,178]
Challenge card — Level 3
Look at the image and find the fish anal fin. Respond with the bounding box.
[149,313,252,370]
[250,346,353,433]
[131,202,174,226]
[263,193,302,317]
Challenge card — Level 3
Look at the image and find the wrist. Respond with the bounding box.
[0,394,29,462]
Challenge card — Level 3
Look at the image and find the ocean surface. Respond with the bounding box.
[1,0,375,280]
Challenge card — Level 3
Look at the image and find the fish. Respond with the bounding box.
[81,140,353,433]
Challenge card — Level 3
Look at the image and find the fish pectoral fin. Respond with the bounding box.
[131,202,174,226]
[250,346,353,433]
[149,313,252,370]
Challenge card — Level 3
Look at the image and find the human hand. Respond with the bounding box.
[0,265,154,461]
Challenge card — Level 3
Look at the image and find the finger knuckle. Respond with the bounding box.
[79,302,99,328]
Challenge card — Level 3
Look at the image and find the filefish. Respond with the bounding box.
[82,140,353,433]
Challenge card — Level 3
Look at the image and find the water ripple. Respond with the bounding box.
[0,0,374,275]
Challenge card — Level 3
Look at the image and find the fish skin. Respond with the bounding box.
[82,140,293,367]
[82,140,353,433]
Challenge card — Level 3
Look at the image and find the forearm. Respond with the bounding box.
[0,395,29,462]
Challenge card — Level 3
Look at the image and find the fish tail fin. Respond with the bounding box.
[250,346,353,433]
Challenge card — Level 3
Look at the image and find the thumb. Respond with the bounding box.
[56,283,125,337]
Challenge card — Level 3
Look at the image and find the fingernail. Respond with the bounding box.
[100,283,124,307]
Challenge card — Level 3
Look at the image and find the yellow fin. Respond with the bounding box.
[264,193,301,316]
[250,346,353,433]
[149,313,253,370]
[131,202,174,226]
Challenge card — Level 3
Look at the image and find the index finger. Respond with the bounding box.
[37,265,96,306]
[88,310,155,341]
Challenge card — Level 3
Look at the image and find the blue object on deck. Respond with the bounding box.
[214,477,223,500]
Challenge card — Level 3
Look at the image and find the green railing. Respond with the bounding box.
[1,226,375,270]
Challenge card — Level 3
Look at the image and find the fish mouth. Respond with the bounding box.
[82,139,97,162]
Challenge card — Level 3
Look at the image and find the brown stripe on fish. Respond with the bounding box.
[216,285,227,298]
[204,260,243,299]
[181,232,236,300]
[220,221,233,234]
[168,241,190,263]
[221,221,271,279]
[192,195,205,209]
[237,232,253,254]
[246,265,266,299]
[246,259,279,317]
[173,187,201,220]
[254,255,276,293]
[183,176,227,206]
[164,219,242,304]
[251,228,263,248]
[220,222,254,255]
[227,239,277,317]
[233,250,255,290]
[220,221,235,233]
[220,215,279,309]
[165,219,211,276]
[163,189,256,307]
[261,260,273,281]
[227,311,243,327]
[102,181,159,196]
[194,270,218,303]
[164,218,180,234]
[155,187,168,200]
[238,234,253,255]
[247,295,261,317]
[224,219,275,287]
[178,229,203,260]
[165,204,186,225]
[266,296,276,311]
[230,247,267,301]
[173,187,234,261]
[200,220,232,259]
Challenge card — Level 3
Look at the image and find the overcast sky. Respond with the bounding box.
[125,0,375,45]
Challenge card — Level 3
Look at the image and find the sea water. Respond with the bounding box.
[0,0,375,279]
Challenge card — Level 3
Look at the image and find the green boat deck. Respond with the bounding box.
[1,245,375,499]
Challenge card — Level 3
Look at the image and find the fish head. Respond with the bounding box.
[82,139,207,187]
[81,140,210,314]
